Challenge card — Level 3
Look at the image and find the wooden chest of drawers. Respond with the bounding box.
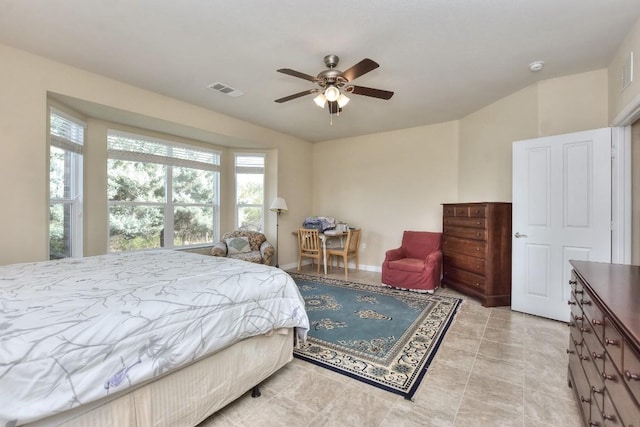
[568,261,640,426]
[441,202,512,307]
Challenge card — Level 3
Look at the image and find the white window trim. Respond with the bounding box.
[49,107,85,259]
[234,153,266,231]
[107,129,221,251]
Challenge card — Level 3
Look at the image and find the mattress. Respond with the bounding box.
[24,329,295,427]
[0,250,309,426]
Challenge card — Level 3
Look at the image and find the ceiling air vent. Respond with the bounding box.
[207,82,244,97]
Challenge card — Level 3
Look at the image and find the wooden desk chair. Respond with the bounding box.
[326,228,361,279]
[298,228,322,273]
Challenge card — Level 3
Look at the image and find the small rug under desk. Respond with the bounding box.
[290,273,461,400]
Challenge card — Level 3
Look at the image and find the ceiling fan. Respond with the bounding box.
[274,54,394,115]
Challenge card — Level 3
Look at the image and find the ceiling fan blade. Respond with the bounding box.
[274,89,317,103]
[341,59,379,82]
[277,68,318,82]
[349,85,394,100]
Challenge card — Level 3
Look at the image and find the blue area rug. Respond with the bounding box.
[291,273,461,400]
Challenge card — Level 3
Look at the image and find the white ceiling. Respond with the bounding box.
[2,0,640,142]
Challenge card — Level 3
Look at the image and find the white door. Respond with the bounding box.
[512,128,612,322]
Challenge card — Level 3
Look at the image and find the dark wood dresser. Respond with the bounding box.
[441,202,512,307]
[568,261,640,426]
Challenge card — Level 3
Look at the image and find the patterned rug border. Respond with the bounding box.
[290,273,462,400]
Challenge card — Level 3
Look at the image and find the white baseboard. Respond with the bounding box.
[280,260,381,273]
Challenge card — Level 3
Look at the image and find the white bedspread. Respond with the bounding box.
[0,250,309,426]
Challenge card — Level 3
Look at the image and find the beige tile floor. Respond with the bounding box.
[200,266,583,427]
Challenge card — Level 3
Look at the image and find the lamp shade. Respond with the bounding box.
[337,93,350,108]
[324,85,340,102]
[313,93,327,108]
[269,197,288,212]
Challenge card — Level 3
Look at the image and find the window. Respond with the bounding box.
[107,130,220,252]
[49,109,85,259]
[235,154,265,232]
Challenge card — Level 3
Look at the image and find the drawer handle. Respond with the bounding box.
[580,299,591,306]
[602,371,615,381]
[580,395,590,403]
[476,221,481,225]
[625,370,640,381]
[580,355,590,361]
[604,338,619,347]
[591,386,603,394]
[591,318,603,326]
[566,349,574,354]
[567,301,576,306]
[601,413,615,422]
[575,315,583,321]
[574,289,584,295]
[588,422,600,427]
[573,339,583,347]
[592,352,603,360]
[514,232,527,238]
[569,279,577,285]
[580,327,589,333]
[567,322,575,328]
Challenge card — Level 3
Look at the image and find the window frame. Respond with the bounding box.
[107,129,220,252]
[234,153,266,232]
[48,107,85,259]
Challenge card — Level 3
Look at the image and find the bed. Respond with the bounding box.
[0,250,309,426]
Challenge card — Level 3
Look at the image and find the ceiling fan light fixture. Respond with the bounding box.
[313,93,327,108]
[324,85,340,102]
[337,93,350,108]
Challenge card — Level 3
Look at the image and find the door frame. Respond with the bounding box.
[611,127,632,264]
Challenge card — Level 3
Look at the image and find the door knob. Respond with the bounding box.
[515,232,528,238]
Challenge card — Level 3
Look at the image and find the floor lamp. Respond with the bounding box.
[269,197,288,268]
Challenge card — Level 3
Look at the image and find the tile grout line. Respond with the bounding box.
[450,302,492,426]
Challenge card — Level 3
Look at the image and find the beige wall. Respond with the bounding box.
[0,41,620,269]
[312,122,459,268]
[310,70,609,271]
[457,70,608,203]
[538,70,609,136]
[458,85,539,202]
[0,43,313,266]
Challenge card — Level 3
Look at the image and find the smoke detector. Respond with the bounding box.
[528,61,544,72]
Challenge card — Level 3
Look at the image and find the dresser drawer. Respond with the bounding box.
[568,342,592,421]
[442,236,486,258]
[442,226,487,241]
[570,296,585,324]
[603,318,623,369]
[443,206,455,217]
[602,388,625,426]
[578,293,604,330]
[443,253,485,275]
[622,344,640,407]
[604,360,639,426]
[442,266,485,291]
[582,339,602,385]
[442,217,486,229]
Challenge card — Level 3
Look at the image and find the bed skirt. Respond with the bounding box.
[24,329,294,427]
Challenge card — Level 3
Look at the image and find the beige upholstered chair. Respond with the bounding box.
[326,228,361,278]
[211,230,275,265]
[298,228,322,273]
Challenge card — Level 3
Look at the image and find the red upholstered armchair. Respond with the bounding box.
[381,231,442,293]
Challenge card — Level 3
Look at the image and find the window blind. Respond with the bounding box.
[108,130,220,171]
[235,153,265,174]
[50,108,85,154]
